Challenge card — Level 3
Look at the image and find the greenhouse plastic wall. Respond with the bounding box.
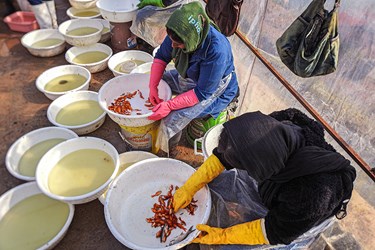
[225,0,374,205]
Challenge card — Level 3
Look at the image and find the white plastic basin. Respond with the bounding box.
[21,29,66,57]
[96,0,140,23]
[0,182,74,249]
[47,90,106,135]
[130,62,152,74]
[58,19,103,47]
[98,73,172,127]
[35,64,91,100]
[65,43,113,73]
[5,127,78,181]
[92,18,111,43]
[104,158,211,249]
[108,50,154,76]
[36,137,120,204]
[194,124,223,160]
[98,151,158,204]
[66,7,101,19]
[69,0,98,10]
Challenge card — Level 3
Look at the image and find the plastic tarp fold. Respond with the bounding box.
[229,0,374,206]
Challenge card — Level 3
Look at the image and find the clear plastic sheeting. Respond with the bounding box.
[130,0,192,48]
[192,169,335,250]
[229,0,374,204]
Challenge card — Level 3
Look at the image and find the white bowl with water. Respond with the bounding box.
[69,0,98,10]
[58,19,103,47]
[65,43,112,73]
[36,64,91,100]
[21,29,66,57]
[5,127,78,181]
[98,73,172,127]
[108,50,154,77]
[96,0,139,23]
[36,137,120,204]
[0,182,75,249]
[66,7,101,19]
[47,90,106,135]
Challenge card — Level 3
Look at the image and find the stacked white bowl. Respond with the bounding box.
[59,5,112,73]
[21,29,66,57]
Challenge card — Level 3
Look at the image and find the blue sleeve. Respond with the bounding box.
[155,36,173,64]
[194,50,227,101]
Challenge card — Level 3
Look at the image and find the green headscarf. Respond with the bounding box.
[166,1,210,78]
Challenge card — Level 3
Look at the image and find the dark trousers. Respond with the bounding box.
[28,0,52,5]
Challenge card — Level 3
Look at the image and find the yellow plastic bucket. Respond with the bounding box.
[119,121,160,154]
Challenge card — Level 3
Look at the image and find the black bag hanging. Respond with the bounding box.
[205,0,243,36]
[276,0,340,77]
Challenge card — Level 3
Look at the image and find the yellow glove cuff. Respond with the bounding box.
[224,219,269,245]
[192,219,269,245]
[172,155,225,212]
[183,154,225,193]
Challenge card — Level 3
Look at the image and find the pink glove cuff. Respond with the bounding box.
[148,90,199,121]
[149,58,167,88]
[167,89,199,110]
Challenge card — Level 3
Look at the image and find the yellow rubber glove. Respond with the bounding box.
[173,154,225,212]
[192,219,269,245]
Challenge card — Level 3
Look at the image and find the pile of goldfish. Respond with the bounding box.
[108,90,153,115]
[146,185,198,243]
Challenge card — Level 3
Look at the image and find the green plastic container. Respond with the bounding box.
[186,110,227,149]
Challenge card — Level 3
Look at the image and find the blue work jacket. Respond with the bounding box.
[155,25,239,118]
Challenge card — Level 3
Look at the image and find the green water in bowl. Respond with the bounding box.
[0,194,70,250]
[56,100,103,126]
[31,38,63,48]
[74,11,99,17]
[48,149,115,196]
[72,51,108,64]
[44,74,87,92]
[67,27,99,36]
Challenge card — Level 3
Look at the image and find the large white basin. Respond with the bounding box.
[96,0,140,23]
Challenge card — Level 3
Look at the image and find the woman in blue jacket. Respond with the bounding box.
[146,2,239,152]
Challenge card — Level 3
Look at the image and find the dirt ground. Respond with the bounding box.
[0,9,204,250]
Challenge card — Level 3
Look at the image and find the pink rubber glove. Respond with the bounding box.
[148,89,199,120]
[149,58,167,106]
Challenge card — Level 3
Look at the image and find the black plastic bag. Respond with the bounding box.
[276,0,340,77]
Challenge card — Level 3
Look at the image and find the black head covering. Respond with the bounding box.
[213,109,356,216]
[215,111,305,183]
[259,146,356,210]
[269,108,336,152]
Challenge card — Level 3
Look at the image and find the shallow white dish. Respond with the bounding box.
[5,127,78,181]
[36,137,120,204]
[104,158,211,250]
[36,64,91,100]
[65,43,112,73]
[69,0,98,10]
[108,50,154,77]
[66,7,101,19]
[21,29,66,57]
[98,73,172,127]
[194,124,223,160]
[130,62,152,74]
[47,90,106,135]
[92,18,111,43]
[98,151,158,204]
[0,182,74,249]
[58,19,103,47]
[152,46,175,71]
